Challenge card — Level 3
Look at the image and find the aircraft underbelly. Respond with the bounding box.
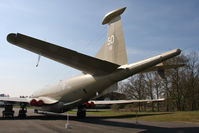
[33,74,114,107]
[59,75,114,105]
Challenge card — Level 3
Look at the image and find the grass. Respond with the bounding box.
[134,111,199,123]
[67,110,199,124]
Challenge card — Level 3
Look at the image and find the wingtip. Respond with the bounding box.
[176,48,182,54]
[7,33,17,44]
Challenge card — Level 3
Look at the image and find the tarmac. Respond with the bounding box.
[0,108,198,133]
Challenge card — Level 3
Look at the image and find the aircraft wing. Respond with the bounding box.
[7,33,120,75]
[143,63,184,79]
[90,98,165,105]
[0,96,58,105]
[0,97,30,104]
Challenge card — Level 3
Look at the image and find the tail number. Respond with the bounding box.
[107,35,114,46]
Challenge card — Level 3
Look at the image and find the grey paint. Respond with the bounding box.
[96,7,127,65]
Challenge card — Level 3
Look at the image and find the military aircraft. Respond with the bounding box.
[0,7,182,118]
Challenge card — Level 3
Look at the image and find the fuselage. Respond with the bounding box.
[31,48,181,113]
[31,68,128,112]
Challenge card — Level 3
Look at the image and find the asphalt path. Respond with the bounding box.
[0,108,198,133]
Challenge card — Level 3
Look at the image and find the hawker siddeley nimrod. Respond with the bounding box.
[1,7,182,118]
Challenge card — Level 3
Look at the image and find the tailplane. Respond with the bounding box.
[96,7,127,65]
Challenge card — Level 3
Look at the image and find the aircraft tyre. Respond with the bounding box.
[34,109,38,113]
[77,105,86,118]
[2,105,14,118]
[18,109,27,118]
[18,104,27,119]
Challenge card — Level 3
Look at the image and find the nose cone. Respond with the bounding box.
[7,33,17,44]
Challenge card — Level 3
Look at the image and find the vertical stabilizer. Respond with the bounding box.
[96,7,127,65]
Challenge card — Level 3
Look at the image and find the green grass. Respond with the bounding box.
[134,111,199,123]
[67,110,199,124]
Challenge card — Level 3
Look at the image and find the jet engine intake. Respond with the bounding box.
[30,99,44,106]
[84,102,95,108]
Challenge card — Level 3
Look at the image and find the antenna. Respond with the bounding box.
[36,54,41,67]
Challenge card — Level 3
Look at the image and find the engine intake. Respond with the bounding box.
[30,99,44,106]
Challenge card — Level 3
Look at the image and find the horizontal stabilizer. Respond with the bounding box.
[144,64,185,72]
[7,33,120,75]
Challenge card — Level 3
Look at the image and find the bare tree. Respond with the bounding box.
[186,52,199,110]
[119,51,199,112]
[122,73,147,111]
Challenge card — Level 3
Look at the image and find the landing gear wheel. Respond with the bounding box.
[18,103,27,119]
[18,109,26,118]
[2,105,14,119]
[34,109,38,114]
[77,105,86,118]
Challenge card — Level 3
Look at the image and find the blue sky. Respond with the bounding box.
[0,0,199,96]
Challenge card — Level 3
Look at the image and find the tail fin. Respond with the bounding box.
[96,7,127,65]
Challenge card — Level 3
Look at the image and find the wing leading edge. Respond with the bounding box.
[0,96,58,105]
[90,99,165,105]
[7,33,120,75]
